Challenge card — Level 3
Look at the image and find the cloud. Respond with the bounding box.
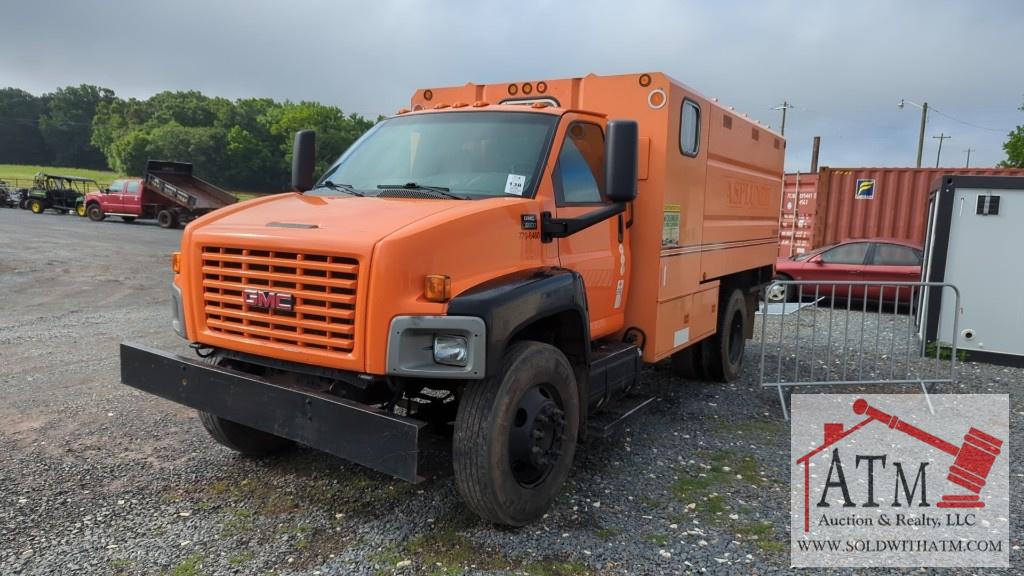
[1,0,1021,169]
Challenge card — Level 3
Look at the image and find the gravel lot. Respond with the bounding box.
[1,207,1021,575]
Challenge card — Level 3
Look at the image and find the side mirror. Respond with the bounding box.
[291,130,317,192]
[605,120,638,203]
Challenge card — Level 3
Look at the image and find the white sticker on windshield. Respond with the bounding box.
[504,174,526,196]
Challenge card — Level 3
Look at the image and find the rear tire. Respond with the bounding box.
[87,204,105,221]
[157,209,176,229]
[701,288,748,383]
[29,199,44,214]
[453,341,580,526]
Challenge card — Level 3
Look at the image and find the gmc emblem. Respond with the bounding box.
[243,288,294,312]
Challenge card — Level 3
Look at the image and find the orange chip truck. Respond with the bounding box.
[121,72,783,526]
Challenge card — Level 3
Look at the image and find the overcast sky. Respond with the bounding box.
[2,0,1021,171]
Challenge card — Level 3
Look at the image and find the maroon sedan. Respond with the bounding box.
[769,239,923,303]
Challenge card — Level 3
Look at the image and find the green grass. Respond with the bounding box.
[670,450,784,555]
[522,560,590,575]
[227,551,254,566]
[0,164,121,188]
[166,554,205,576]
[0,163,267,199]
[734,521,786,553]
[644,533,669,546]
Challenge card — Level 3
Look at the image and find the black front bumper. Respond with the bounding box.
[120,343,426,482]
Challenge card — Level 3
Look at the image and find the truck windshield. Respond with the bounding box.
[315,111,558,199]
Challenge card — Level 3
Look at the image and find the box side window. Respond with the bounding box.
[679,100,700,157]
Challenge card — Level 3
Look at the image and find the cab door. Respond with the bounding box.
[105,180,126,212]
[552,118,627,339]
[122,180,143,215]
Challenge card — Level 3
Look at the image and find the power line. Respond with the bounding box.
[927,106,1007,133]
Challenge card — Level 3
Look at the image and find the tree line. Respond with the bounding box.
[0,85,377,191]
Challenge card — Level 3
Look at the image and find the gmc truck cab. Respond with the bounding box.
[121,73,783,526]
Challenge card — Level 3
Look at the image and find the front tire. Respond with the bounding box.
[199,411,292,456]
[197,357,292,456]
[701,288,749,382]
[766,275,793,303]
[453,341,580,526]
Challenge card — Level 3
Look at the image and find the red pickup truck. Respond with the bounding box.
[84,161,236,228]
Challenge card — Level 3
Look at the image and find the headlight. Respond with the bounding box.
[433,335,469,367]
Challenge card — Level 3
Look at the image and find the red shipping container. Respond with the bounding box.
[779,167,1024,257]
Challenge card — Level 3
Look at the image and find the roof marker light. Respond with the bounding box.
[647,89,667,109]
[507,84,518,95]
[537,81,548,93]
[423,89,433,101]
[521,83,533,95]
[639,73,652,87]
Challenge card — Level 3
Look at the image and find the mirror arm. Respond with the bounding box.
[540,202,626,243]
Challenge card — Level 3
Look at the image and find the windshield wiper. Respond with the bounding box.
[376,182,464,200]
[316,180,365,196]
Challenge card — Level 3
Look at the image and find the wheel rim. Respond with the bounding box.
[76,205,86,216]
[508,383,566,487]
[728,310,745,365]
[767,283,787,302]
[31,202,41,213]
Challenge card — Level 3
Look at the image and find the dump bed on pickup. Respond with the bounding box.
[144,160,236,211]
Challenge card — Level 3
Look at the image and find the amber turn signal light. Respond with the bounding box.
[424,274,451,302]
[171,251,181,273]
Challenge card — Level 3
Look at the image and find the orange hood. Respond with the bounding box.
[182,191,545,374]
[190,192,468,247]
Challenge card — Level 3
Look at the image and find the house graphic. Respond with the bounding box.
[795,398,1003,533]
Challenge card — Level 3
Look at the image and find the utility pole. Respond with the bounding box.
[774,101,794,136]
[917,102,929,168]
[965,148,975,168]
[898,99,929,168]
[932,133,951,168]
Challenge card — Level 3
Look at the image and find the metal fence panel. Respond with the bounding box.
[758,280,960,419]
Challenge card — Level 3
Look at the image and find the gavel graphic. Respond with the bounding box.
[852,398,1003,509]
